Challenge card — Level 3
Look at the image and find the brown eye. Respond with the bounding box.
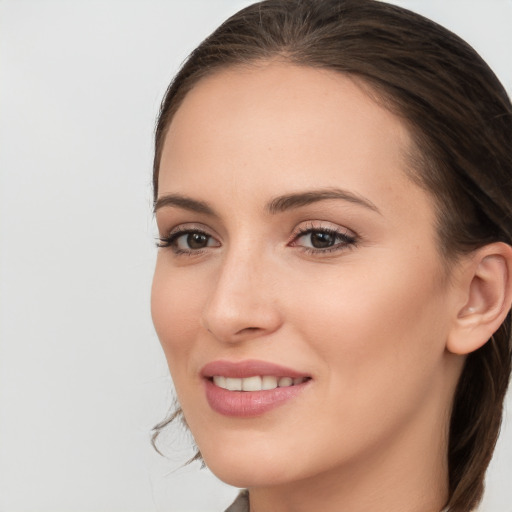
[293,227,357,254]
[168,230,220,252]
[309,231,336,248]
[187,233,210,249]
[157,225,221,253]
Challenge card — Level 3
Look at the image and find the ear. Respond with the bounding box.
[447,242,512,355]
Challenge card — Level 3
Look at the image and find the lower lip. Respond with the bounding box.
[204,379,309,417]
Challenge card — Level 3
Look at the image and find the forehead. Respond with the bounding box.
[161,62,413,186]
[168,62,410,143]
[158,62,434,229]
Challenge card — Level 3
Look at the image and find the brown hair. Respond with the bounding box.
[152,1,512,510]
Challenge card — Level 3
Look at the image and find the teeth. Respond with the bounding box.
[242,376,262,391]
[213,376,226,388]
[278,377,293,387]
[225,377,243,391]
[212,375,308,391]
[262,376,278,390]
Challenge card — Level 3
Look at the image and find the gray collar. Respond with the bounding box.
[224,490,249,512]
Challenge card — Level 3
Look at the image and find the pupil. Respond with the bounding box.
[188,233,208,249]
[311,232,334,248]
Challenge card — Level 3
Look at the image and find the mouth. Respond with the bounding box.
[201,360,312,417]
[210,375,310,391]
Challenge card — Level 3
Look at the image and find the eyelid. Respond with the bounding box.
[160,222,218,239]
[289,220,357,240]
[157,222,221,252]
[288,220,358,253]
[157,220,357,255]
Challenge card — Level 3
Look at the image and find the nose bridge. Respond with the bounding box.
[202,239,281,342]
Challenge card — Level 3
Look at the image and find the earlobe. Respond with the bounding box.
[447,242,512,355]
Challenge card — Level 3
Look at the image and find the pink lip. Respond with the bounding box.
[201,359,311,417]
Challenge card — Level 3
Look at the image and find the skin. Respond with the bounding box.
[151,62,479,512]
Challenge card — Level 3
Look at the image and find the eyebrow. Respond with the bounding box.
[154,188,380,216]
[154,194,216,215]
[266,188,381,215]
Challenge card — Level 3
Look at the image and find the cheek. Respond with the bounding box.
[286,255,450,396]
[271,260,452,469]
[151,261,203,375]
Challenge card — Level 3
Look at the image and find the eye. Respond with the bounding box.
[300,230,338,249]
[290,224,357,254]
[157,227,220,254]
[174,232,217,250]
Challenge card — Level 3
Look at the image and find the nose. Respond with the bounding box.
[201,248,283,344]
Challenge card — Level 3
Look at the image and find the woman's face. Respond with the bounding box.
[152,63,462,488]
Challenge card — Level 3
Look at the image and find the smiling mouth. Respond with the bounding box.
[211,375,311,392]
[201,360,312,416]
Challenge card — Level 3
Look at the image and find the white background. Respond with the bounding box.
[1,1,511,511]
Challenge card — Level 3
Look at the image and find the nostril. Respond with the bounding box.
[236,326,261,335]
[202,297,283,342]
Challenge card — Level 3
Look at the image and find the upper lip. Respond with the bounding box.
[201,359,310,379]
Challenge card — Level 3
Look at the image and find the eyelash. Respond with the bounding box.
[157,227,216,255]
[289,224,358,255]
[157,224,358,256]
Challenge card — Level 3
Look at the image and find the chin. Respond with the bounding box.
[198,437,303,488]
[205,458,294,489]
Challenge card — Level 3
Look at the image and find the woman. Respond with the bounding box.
[150,1,512,511]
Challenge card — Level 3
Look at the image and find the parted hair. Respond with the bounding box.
[152,2,512,511]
